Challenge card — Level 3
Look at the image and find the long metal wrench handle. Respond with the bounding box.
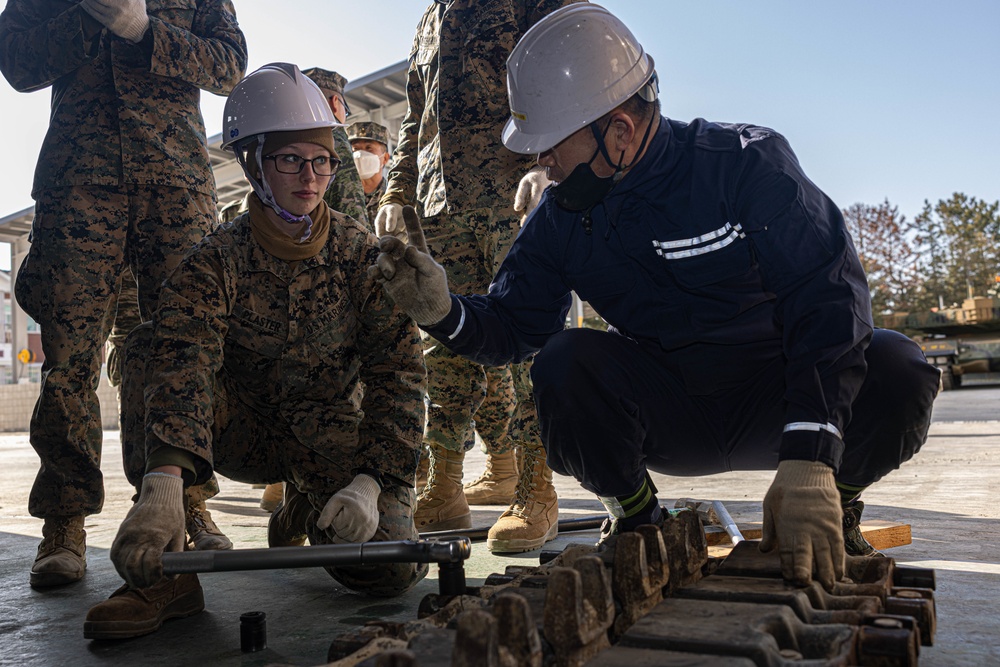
[712,500,744,545]
[162,538,472,595]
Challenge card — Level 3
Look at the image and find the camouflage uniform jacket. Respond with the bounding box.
[324,125,371,227]
[365,177,387,226]
[381,0,579,217]
[144,211,427,487]
[0,0,247,198]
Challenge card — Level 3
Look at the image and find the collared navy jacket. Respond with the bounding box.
[425,116,874,470]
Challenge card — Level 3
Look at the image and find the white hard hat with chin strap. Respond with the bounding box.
[222,62,344,235]
[501,3,658,156]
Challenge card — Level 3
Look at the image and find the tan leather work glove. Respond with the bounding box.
[80,0,150,43]
[760,460,845,590]
[374,203,405,239]
[368,206,452,326]
[514,166,552,225]
[110,473,186,589]
[317,474,381,544]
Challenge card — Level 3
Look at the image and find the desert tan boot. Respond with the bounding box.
[84,573,205,640]
[463,448,519,505]
[486,445,558,553]
[259,482,284,513]
[185,500,233,551]
[30,516,87,588]
[414,444,472,532]
[268,483,312,547]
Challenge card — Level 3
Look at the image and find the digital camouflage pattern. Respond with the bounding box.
[105,267,142,389]
[381,0,579,217]
[347,121,390,148]
[0,0,247,519]
[325,124,371,228]
[121,324,426,596]
[475,365,516,454]
[0,0,247,197]
[383,1,576,458]
[16,186,222,517]
[301,67,346,97]
[122,210,426,491]
[364,177,388,229]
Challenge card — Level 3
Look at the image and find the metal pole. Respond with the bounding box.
[162,538,472,596]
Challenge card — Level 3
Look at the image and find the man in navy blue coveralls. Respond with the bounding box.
[370,4,940,589]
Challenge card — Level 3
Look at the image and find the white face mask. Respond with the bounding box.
[353,150,382,180]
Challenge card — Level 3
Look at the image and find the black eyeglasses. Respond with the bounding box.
[264,153,340,176]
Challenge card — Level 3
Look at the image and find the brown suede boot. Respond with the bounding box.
[84,573,205,640]
[268,484,312,547]
[486,445,558,554]
[414,444,472,532]
[259,482,284,513]
[30,516,87,588]
[185,500,233,551]
[463,448,519,505]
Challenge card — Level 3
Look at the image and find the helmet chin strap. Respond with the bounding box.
[235,135,315,242]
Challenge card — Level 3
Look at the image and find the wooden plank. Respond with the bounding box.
[704,520,911,555]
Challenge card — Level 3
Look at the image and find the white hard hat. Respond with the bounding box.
[221,62,342,151]
[502,3,656,155]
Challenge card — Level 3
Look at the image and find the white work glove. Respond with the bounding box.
[368,206,452,326]
[514,167,552,225]
[110,473,185,589]
[317,474,381,544]
[374,203,405,239]
[80,0,150,43]
[760,460,845,590]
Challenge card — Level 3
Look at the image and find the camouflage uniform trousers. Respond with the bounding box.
[422,205,541,457]
[120,325,427,597]
[105,266,221,504]
[14,184,216,519]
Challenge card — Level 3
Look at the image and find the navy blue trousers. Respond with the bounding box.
[532,328,940,497]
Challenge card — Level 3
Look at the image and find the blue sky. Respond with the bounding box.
[2,1,999,269]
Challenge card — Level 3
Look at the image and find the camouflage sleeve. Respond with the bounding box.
[143,237,236,472]
[352,238,427,486]
[147,0,247,95]
[0,1,102,92]
[525,0,586,30]
[324,125,371,228]
[380,9,428,210]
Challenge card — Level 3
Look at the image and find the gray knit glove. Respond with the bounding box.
[368,206,452,326]
[317,474,381,544]
[80,0,150,43]
[760,460,845,590]
[110,472,185,589]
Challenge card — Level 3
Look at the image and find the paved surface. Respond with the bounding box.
[1,385,999,665]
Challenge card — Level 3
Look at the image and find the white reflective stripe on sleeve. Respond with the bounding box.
[445,301,466,341]
[783,421,843,439]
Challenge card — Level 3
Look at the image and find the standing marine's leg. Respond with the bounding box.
[17,186,127,588]
[463,364,518,505]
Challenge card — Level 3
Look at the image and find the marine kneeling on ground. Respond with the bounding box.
[85,63,428,640]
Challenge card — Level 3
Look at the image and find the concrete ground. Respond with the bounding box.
[1,385,999,666]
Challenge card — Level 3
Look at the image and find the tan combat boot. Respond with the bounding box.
[186,500,233,551]
[413,444,472,532]
[486,445,558,553]
[463,448,519,505]
[30,516,87,588]
[259,482,284,513]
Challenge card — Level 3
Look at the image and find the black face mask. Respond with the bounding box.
[552,114,657,216]
[552,121,621,212]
